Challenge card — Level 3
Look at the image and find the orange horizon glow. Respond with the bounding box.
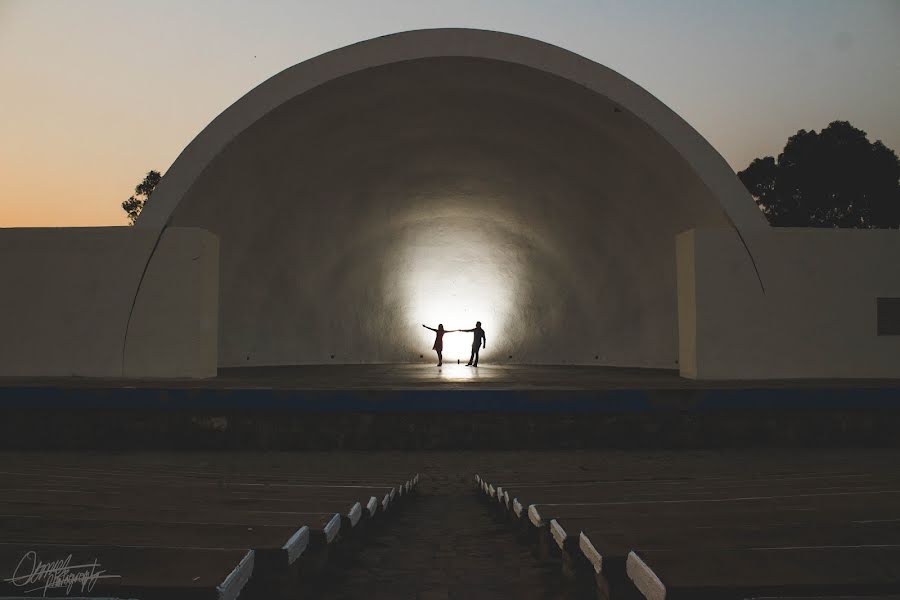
[2,1,899,228]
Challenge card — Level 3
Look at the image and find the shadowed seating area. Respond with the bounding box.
[477,452,900,599]
[4,450,900,598]
[0,453,418,599]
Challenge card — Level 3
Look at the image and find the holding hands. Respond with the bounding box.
[422,321,486,367]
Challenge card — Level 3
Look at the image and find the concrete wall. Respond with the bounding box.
[0,227,218,378]
[675,232,698,379]
[677,228,900,379]
[166,57,737,367]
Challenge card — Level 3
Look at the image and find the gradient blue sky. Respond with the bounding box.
[1,0,898,226]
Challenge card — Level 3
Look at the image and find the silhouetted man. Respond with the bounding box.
[463,321,486,367]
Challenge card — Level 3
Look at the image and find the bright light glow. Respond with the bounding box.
[396,215,521,362]
[433,363,484,381]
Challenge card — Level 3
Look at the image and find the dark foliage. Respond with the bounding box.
[738,121,900,228]
[122,170,162,225]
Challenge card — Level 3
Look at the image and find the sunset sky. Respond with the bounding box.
[1,0,898,227]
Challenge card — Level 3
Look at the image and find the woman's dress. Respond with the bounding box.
[433,330,445,351]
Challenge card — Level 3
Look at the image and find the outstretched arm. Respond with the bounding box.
[422,324,436,332]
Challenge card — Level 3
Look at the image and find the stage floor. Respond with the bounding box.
[1,363,898,391]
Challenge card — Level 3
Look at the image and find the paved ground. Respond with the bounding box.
[312,468,568,600]
[2,363,899,390]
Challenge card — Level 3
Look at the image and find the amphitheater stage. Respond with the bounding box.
[1,364,899,450]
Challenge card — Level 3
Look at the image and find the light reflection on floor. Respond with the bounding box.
[430,363,483,381]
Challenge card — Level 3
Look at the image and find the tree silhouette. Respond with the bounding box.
[738,121,900,228]
[122,170,162,225]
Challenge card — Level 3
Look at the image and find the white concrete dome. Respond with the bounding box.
[138,29,767,367]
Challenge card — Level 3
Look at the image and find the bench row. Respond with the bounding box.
[0,464,419,600]
[475,470,900,599]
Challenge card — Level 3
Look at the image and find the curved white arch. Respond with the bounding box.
[137,28,767,237]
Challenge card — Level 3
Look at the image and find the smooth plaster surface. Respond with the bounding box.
[0,227,218,378]
[678,228,900,379]
[139,29,769,236]
[166,56,735,367]
[675,232,698,379]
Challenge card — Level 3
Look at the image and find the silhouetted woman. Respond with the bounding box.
[422,324,457,366]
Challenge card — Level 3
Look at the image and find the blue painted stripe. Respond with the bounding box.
[0,386,897,413]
